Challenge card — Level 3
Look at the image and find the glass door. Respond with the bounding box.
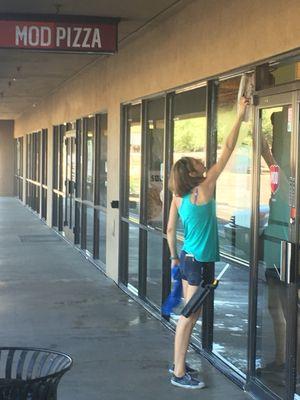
[253,92,299,400]
[63,132,76,242]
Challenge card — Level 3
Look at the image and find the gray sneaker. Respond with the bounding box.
[171,373,205,389]
[168,363,197,374]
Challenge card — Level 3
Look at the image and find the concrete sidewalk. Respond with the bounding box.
[0,198,250,400]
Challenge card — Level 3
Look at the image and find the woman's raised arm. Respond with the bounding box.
[206,96,249,185]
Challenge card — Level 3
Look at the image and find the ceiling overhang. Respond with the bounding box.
[0,0,182,119]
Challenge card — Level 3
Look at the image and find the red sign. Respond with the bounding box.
[270,165,279,194]
[0,16,118,53]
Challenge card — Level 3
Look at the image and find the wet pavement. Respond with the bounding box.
[0,197,251,400]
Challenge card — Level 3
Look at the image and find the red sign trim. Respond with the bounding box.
[0,14,119,53]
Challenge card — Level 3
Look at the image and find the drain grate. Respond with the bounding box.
[18,234,62,243]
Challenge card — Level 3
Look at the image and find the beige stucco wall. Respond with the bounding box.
[13,0,300,281]
[0,120,15,196]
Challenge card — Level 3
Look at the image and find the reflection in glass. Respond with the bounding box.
[171,86,207,335]
[255,106,291,396]
[71,137,76,228]
[42,130,47,185]
[99,210,106,267]
[35,132,40,183]
[65,138,71,227]
[86,205,94,255]
[99,115,108,208]
[146,232,163,306]
[76,120,82,198]
[147,98,165,229]
[257,60,300,90]
[128,224,139,290]
[52,193,58,228]
[169,241,184,320]
[75,200,81,245]
[173,87,207,240]
[213,76,252,373]
[85,117,95,202]
[42,188,47,220]
[128,104,141,218]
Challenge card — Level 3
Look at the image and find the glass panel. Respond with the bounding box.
[19,177,23,200]
[64,138,71,228]
[59,126,64,192]
[255,105,291,396]
[53,127,59,190]
[71,137,76,228]
[52,193,58,228]
[36,132,40,183]
[169,86,208,331]
[100,114,108,208]
[36,186,40,213]
[42,130,48,185]
[76,120,82,199]
[128,104,141,218]
[19,138,23,177]
[146,232,163,306]
[16,139,20,176]
[146,97,165,229]
[86,205,94,254]
[257,59,300,90]
[213,76,252,373]
[173,86,207,239]
[85,117,95,202]
[75,200,81,245]
[42,188,47,220]
[99,210,106,267]
[57,194,63,231]
[26,135,30,179]
[128,223,139,290]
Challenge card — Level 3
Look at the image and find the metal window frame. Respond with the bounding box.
[93,114,101,260]
[246,91,300,400]
[80,118,88,249]
[161,92,174,306]
[201,80,218,351]
[119,105,130,284]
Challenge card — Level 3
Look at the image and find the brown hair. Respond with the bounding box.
[168,157,205,197]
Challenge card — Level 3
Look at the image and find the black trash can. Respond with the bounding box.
[0,347,73,400]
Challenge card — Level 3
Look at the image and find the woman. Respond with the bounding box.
[167,96,249,389]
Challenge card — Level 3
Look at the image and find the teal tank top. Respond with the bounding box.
[178,194,220,262]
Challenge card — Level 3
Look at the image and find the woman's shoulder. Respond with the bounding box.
[173,195,183,209]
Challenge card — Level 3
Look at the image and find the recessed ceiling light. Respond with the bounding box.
[12,78,16,81]
[32,104,37,108]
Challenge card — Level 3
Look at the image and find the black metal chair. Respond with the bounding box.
[0,347,73,400]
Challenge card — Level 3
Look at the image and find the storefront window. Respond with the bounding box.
[85,117,95,202]
[256,59,300,90]
[99,114,108,208]
[213,76,252,373]
[128,224,139,290]
[173,86,207,240]
[147,97,165,229]
[86,205,94,255]
[128,104,141,219]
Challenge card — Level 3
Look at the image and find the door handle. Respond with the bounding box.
[280,241,295,284]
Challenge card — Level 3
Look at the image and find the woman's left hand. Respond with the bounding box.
[171,258,180,268]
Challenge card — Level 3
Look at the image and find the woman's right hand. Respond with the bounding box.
[238,96,250,119]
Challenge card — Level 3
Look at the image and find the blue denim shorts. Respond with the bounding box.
[179,250,214,286]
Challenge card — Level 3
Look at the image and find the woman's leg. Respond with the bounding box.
[173,283,202,377]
